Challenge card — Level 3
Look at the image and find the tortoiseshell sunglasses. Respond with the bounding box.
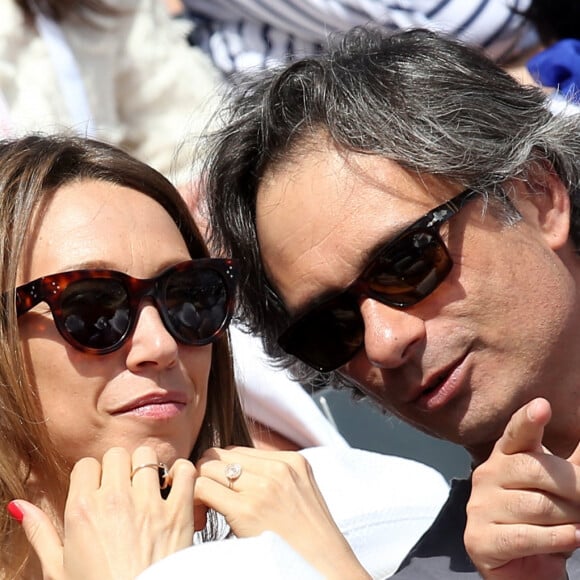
[16,259,238,354]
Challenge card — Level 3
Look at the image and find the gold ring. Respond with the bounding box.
[131,462,169,489]
[224,463,242,489]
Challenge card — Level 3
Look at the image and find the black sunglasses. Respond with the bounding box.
[277,189,477,372]
[16,259,238,354]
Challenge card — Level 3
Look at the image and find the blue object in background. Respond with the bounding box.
[527,38,580,102]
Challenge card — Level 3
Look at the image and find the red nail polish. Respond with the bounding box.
[7,501,23,523]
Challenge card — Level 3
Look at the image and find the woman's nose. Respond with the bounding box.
[125,302,179,370]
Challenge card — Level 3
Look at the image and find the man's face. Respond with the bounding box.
[256,138,579,461]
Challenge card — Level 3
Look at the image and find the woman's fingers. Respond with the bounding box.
[130,447,168,498]
[165,458,201,530]
[9,500,64,579]
[198,446,320,493]
[126,448,197,553]
[196,448,327,524]
[10,447,199,580]
[195,447,369,579]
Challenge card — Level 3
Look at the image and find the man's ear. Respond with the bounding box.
[514,161,571,250]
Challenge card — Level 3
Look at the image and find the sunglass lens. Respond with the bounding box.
[164,268,229,344]
[368,230,452,307]
[59,279,130,350]
[279,294,364,372]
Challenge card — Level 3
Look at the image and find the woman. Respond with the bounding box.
[0,134,369,579]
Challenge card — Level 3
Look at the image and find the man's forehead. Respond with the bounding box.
[255,141,451,243]
[256,138,448,207]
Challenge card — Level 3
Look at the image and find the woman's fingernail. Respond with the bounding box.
[7,501,24,522]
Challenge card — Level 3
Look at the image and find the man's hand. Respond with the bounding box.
[465,398,580,580]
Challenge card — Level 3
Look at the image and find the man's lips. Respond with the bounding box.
[409,355,467,410]
[421,370,452,397]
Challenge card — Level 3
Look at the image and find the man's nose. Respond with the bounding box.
[359,297,426,369]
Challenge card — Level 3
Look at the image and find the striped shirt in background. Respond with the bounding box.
[182,0,540,75]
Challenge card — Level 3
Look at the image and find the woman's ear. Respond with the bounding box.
[513,161,571,250]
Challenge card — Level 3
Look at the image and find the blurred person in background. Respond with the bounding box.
[0,0,220,189]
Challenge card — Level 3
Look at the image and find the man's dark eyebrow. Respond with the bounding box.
[359,230,399,267]
[359,215,418,266]
[288,285,343,320]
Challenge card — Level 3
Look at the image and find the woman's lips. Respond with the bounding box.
[112,392,188,419]
[128,401,186,419]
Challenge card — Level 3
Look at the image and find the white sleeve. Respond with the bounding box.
[62,0,223,185]
[301,446,450,579]
[230,324,350,449]
[136,532,324,580]
[113,0,223,185]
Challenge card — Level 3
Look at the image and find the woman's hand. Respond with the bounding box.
[11,447,197,580]
[465,398,580,580]
[194,446,371,579]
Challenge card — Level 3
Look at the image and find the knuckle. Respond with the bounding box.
[199,447,221,462]
[465,498,484,520]
[131,445,149,456]
[172,458,197,479]
[105,446,129,459]
[254,476,277,496]
[65,493,94,523]
[506,453,544,484]
[269,460,294,481]
[101,489,130,514]
[470,463,490,488]
[471,453,508,485]
[282,451,308,469]
[526,492,554,519]
[463,527,480,554]
[507,525,534,553]
[236,500,260,522]
[71,456,99,475]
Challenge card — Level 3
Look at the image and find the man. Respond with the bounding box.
[201,27,580,578]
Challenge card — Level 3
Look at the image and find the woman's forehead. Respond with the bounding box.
[19,180,190,283]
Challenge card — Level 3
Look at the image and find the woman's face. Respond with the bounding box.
[17,179,211,468]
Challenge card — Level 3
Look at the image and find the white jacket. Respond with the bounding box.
[0,0,221,185]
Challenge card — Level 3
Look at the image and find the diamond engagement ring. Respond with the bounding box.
[224,462,242,489]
